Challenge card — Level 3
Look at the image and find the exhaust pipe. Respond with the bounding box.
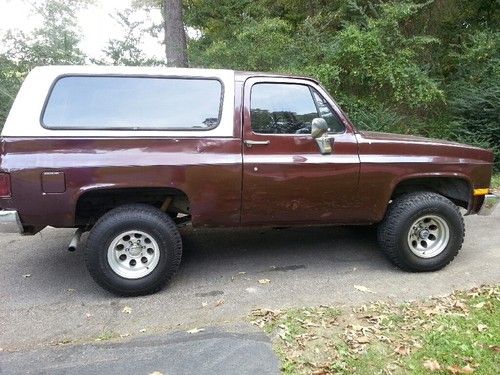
[68,228,83,252]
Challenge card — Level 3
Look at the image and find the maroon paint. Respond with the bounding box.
[0,137,242,228]
[356,131,493,221]
[41,171,66,193]
[0,72,495,231]
[240,77,361,225]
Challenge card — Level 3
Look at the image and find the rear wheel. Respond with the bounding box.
[84,204,182,296]
[377,192,464,271]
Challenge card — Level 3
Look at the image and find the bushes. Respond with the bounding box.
[0,57,23,127]
[190,17,295,71]
[449,82,500,171]
[446,30,500,171]
[336,97,412,135]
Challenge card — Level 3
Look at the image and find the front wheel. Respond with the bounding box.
[377,192,464,272]
[84,204,182,296]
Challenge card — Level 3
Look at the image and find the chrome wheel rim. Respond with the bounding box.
[407,215,450,258]
[107,230,160,279]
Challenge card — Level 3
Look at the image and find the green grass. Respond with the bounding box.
[491,173,500,190]
[252,286,500,374]
[404,291,499,374]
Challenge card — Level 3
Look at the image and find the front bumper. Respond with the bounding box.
[478,194,499,216]
[0,210,23,233]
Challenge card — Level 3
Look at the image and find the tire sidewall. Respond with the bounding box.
[86,207,181,295]
[394,199,463,270]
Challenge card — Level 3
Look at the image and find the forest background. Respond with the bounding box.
[0,0,498,170]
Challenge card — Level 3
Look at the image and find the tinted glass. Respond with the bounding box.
[250,83,344,134]
[43,76,222,130]
[311,89,344,133]
[250,83,318,134]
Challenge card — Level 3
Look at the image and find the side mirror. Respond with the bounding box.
[311,118,332,155]
[311,118,328,139]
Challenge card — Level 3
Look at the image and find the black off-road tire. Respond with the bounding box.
[377,192,464,272]
[84,204,182,296]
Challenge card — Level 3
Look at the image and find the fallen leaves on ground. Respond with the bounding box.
[122,306,132,314]
[356,335,370,344]
[423,359,441,371]
[231,271,247,281]
[489,345,500,353]
[186,327,205,334]
[353,285,376,294]
[215,299,224,307]
[452,300,469,315]
[252,285,499,375]
[473,301,485,309]
[258,278,271,284]
[394,344,411,356]
[250,308,281,328]
[476,323,488,332]
[447,364,475,374]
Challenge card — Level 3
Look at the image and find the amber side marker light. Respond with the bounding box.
[0,172,11,198]
[473,188,491,196]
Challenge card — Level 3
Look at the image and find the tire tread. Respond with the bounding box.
[84,204,182,296]
[377,192,464,272]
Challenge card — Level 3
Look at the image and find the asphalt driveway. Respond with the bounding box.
[0,210,499,356]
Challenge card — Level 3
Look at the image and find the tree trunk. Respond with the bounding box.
[162,0,188,67]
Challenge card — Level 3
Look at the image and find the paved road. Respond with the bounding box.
[0,325,279,375]
[1,210,499,354]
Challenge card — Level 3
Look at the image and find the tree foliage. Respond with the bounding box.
[185,0,499,169]
[447,29,500,169]
[0,0,498,169]
[187,0,445,109]
[96,9,164,66]
[0,0,89,125]
[3,0,87,67]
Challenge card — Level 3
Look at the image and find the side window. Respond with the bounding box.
[42,76,222,130]
[311,89,345,133]
[250,83,318,134]
[250,83,344,134]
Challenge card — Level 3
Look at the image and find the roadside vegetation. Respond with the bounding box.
[491,174,500,190]
[251,285,500,374]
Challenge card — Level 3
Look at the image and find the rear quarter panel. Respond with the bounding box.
[0,137,242,228]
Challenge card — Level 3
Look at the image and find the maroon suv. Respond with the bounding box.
[0,66,497,295]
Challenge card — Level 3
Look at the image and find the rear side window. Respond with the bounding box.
[42,76,223,130]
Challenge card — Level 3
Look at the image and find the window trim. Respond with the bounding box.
[309,87,346,135]
[248,80,346,137]
[40,74,225,131]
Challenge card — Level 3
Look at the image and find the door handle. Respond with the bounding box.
[244,140,270,147]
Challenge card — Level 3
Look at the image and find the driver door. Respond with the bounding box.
[241,77,360,225]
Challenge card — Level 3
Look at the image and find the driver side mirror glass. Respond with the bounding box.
[311,117,328,138]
